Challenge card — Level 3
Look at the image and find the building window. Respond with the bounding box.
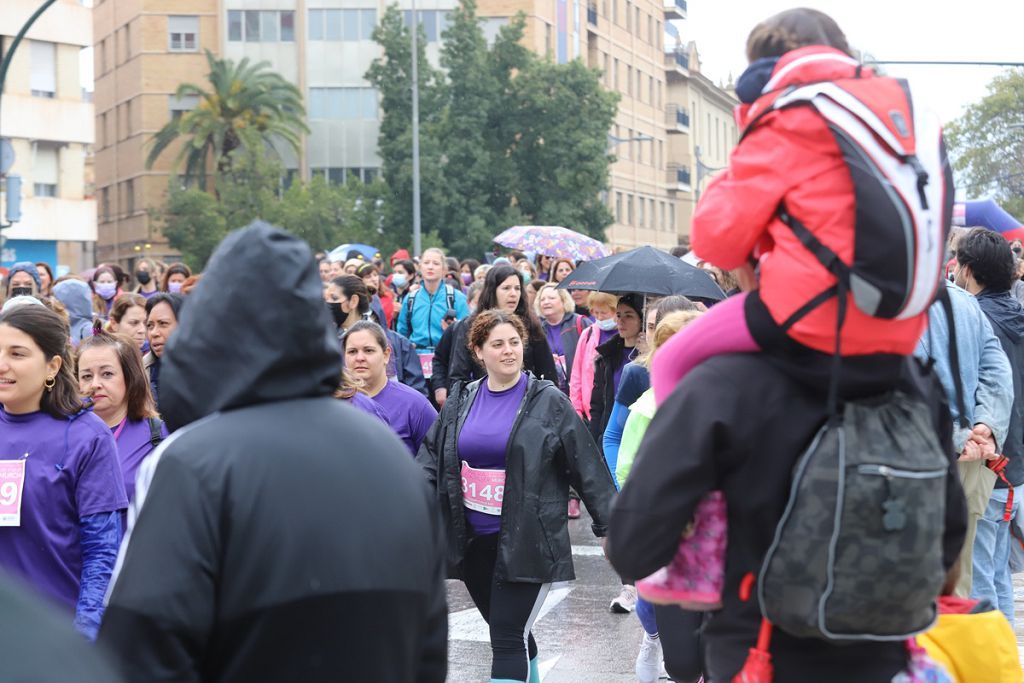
[309,8,376,41]
[615,192,623,222]
[308,87,378,120]
[626,66,632,95]
[32,142,59,198]
[125,179,135,215]
[102,187,110,221]
[125,99,132,136]
[647,14,653,44]
[638,196,645,227]
[545,23,552,57]
[311,167,379,184]
[230,10,295,42]
[29,40,56,98]
[624,0,630,30]
[168,16,199,52]
[635,7,641,36]
[627,195,634,225]
[169,94,200,121]
[613,58,619,90]
[403,10,449,42]
[124,22,132,61]
[99,39,107,74]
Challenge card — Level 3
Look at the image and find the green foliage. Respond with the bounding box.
[146,51,310,189]
[367,0,618,258]
[154,149,388,270]
[946,69,1024,220]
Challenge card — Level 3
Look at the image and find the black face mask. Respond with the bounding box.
[136,271,152,285]
[327,302,346,327]
[10,287,32,298]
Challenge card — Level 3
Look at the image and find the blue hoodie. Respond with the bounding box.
[53,280,95,345]
[916,279,1013,454]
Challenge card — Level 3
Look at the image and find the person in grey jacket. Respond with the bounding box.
[916,276,1013,596]
[53,279,95,346]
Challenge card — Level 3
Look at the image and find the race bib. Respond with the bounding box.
[0,459,26,527]
[418,351,434,379]
[461,461,506,516]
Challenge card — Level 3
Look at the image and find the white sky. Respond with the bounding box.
[678,0,1024,126]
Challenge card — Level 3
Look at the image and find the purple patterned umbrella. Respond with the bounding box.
[493,225,610,261]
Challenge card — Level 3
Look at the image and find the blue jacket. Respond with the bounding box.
[916,280,1013,453]
[386,329,428,396]
[396,283,469,350]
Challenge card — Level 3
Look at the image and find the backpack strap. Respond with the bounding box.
[444,284,455,312]
[935,285,969,431]
[986,457,1015,522]
[147,417,165,448]
[575,315,584,336]
[405,288,418,322]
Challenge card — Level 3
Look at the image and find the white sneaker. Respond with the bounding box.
[610,584,638,613]
[635,632,663,683]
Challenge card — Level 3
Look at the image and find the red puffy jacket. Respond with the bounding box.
[691,46,927,356]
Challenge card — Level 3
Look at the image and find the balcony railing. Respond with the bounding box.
[676,108,690,127]
[676,167,692,186]
[663,0,687,16]
[587,5,598,24]
[673,51,690,70]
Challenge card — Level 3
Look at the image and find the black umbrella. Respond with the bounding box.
[557,246,726,300]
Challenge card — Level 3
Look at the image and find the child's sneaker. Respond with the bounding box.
[637,491,727,610]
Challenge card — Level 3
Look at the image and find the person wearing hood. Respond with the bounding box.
[4,261,42,302]
[142,292,184,414]
[589,293,644,451]
[99,222,448,682]
[952,227,1024,625]
[53,278,96,346]
[132,258,159,300]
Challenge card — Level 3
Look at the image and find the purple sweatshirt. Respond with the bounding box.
[112,418,168,504]
[373,380,437,455]
[457,373,528,535]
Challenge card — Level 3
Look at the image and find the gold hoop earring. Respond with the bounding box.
[44,376,56,392]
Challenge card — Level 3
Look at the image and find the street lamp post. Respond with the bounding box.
[410,0,422,258]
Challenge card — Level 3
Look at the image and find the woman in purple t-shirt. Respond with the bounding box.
[417,310,616,683]
[344,320,437,455]
[0,305,127,639]
[76,331,167,504]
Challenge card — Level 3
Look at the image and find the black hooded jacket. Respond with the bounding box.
[976,288,1024,487]
[98,223,447,683]
[607,310,966,683]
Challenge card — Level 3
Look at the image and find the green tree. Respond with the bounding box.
[366,8,451,251]
[146,51,309,189]
[946,69,1024,219]
[368,0,618,257]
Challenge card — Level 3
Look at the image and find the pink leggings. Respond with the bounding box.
[652,292,760,406]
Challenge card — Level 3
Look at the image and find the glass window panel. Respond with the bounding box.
[280,11,295,41]
[309,88,326,118]
[325,10,342,39]
[361,89,378,118]
[244,11,260,41]
[340,89,358,119]
[422,11,438,41]
[229,11,243,41]
[403,10,413,29]
[328,168,345,184]
[360,9,377,39]
[261,11,279,42]
[363,168,378,183]
[342,10,359,40]
[308,10,323,39]
[438,11,452,37]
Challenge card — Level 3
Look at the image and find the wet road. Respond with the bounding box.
[445,510,646,682]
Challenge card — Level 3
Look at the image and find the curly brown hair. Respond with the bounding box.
[467,309,527,354]
[746,8,853,62]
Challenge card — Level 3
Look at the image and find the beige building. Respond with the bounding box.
[0,0,96,274]
[664,40,738,244]
[93,0,736,262]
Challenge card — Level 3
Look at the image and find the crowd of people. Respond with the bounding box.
[1,7,1023,683]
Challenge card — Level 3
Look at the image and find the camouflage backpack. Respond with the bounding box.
[757,390,950,640]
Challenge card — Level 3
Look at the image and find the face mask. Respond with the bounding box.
[519,271,532,285]
[136,271,151,285]
[10,286,32,298]
[95,282,117,300]
[168,282,183,294]
[327,302,346,327]
[596,318,618,331]
[462,273,473,286]
[392,273,408,288]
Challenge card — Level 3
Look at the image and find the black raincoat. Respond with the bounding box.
[417,374,616,582]
[99,222,447,682]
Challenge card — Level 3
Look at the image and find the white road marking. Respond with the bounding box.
[572,545,604,556]
[449,582,574,642]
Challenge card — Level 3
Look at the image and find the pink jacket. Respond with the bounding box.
[569,324,602,419]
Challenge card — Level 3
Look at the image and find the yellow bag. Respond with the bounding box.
[918,608,1021,683]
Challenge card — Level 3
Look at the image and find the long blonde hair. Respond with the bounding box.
[642,310,704,369]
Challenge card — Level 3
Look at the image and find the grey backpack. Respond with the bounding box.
[758,390,949,640]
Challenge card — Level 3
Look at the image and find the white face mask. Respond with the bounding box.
[596,318,617,331]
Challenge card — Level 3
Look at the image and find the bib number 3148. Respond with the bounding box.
[461,462,506,516]
[0,459,26,527]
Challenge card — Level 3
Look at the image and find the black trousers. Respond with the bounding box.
[463,533,550,681]
[654,604,705,683]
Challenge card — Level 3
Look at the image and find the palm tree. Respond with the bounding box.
[146,50,309,188]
